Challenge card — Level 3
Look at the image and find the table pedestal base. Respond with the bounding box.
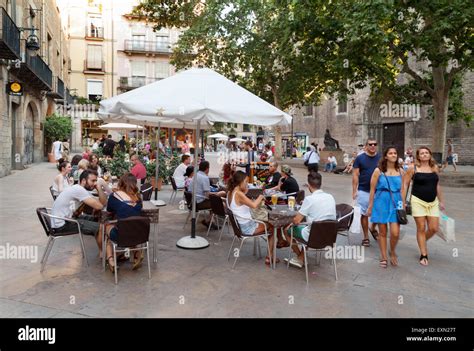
[176,236,210,249]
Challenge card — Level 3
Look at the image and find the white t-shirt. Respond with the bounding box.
[51,185,94,228]
[92,142,99,150]
[304,150,319,164]
[173,163,188,188]
[298,189,336,241]
[328,156,337,165]
[52,141,62,160]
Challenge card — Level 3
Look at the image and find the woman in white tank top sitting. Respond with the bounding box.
[52,159,72,197]
[227,171,276,265]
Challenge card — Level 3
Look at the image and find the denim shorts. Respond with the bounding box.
[357,190,370,216]
[239,220,258,235]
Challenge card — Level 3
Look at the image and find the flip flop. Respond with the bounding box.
[369,228,378,241]
[379,259,388,268]
[361,239,370,247]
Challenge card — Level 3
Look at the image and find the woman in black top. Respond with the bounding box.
[403,147,445,266]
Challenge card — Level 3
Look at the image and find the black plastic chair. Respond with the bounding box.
[206,194,230,241]
[141,183,153,201]
[49,186,58,201]
[287,220,338,283]
[336,203,354,243]
[170,176,185,205]
[36,207,88,272]
[226,209,270,269]
[110,216,151,284]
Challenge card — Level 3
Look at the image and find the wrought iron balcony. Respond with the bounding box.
[0,7,21,59]
[10,54,52,91]
[118,76,161,91]
[48,76,65,98]
[123,40,172,55]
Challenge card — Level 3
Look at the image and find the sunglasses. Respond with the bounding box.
[368,143,377,146]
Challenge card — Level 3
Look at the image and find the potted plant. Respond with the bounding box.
[107,151,130,178]
[43,114,73,163]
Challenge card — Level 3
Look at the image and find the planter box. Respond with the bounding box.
[150,177,163,191]
[48,153,56,163]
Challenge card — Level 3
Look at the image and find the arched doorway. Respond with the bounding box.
[24,104,35,164]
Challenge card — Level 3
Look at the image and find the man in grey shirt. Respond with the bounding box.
[188,161,225,227]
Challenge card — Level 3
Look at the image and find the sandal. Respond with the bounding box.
[106,256,116,273]
[361,239,370,247]
[132,253,144,270]
[419,254,428,266]
[379,259,388,268]
[265,256,280,265]
[369,227,378,241]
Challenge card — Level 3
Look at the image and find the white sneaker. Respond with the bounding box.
[289,258,303,268]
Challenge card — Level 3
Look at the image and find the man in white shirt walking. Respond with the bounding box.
[51,138,63,161]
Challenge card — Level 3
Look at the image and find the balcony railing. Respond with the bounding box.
[119,76,161,90]
[84,59,105,73]
[123,40,172,54]
[48,76,65,99]
[23,54,53,90]
[85,25,104,39]
[0,7,21,59]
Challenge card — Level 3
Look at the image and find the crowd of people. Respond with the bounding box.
[48,133,447,275]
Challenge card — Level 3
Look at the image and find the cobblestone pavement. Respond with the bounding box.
[0,157,472,318]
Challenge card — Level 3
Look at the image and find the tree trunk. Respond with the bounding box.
[431,91,449,163]
[272,88,282,161]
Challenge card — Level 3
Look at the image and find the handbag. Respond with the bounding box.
[405,165,415,215]
[304,151,313,167]
[251,203,269,222]
[384,173,408,225]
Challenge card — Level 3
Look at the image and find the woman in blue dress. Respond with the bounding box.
[367,147,404,268]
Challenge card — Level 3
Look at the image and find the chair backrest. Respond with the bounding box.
[246,188,263,200]
[141,183,153,201]
[295,190,305,205]
[36,207,52,237]
[307,220,338,249]
[116,216,151,247]
[336,203,354,231]
[184,191,193,210]
[49,186,57,201]
[209,194,226,216]
[225,209,243,239]
[170,176,178,191]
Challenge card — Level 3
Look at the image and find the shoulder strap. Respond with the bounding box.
[383,173,397,209]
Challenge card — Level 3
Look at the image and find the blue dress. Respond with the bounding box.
[371,174,402,224]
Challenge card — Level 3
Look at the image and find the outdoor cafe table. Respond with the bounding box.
[100,200,166,270]
[267,204,298,269]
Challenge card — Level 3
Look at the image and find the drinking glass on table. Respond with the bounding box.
[288,196,295,211]
[271,193,278,209]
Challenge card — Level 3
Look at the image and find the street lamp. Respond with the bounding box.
[18,27,41,57]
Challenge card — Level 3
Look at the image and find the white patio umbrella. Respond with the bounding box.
[98,67,292,250]
[99,123,144,130]
[207,133,228,139]
[229,137,246,142]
